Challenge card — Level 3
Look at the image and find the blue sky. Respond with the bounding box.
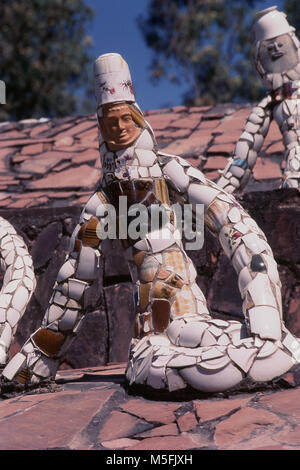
[84,0,281,112]
[84,0,189,111]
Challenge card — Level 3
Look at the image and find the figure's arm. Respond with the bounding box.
[217,95,273,193]
[159,154,284,343]
[0,218,36,366]
[2,190,109,385]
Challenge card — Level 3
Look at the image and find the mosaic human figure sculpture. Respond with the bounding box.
[2,53,300,394]
[0,217,35,369]
[217,6,300,193]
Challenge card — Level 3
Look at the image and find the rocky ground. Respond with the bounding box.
[1,363,300,451]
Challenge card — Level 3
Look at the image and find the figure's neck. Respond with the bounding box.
[271,79,300,101]
[262,64,300,92]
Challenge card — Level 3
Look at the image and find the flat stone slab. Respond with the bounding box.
[1,363,300,450]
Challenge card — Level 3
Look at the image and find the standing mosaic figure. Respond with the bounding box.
[2,53,300,394]
[0,217,35,369]
[218,6,300,193]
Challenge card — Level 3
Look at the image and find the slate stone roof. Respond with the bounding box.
[0,103,285,209]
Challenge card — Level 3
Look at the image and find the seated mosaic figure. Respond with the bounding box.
[0,218,35,370]
[2,52,300,395]
[218,6,300,193]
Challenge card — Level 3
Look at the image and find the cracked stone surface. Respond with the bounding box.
[1,363,300,450]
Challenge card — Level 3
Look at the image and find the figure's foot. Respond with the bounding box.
[0,375,61,399]
[0,376,26,398]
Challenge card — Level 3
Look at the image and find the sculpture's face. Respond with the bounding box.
[99,103,141,150]
[258,33,299,73]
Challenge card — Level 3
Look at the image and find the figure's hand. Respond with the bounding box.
[0,341,7,368]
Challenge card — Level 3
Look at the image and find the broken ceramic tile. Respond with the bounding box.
[33,356,57,378]
[261,253,280,285]
[166,367,186,392]
[198,355,231,370]
[135,149,157,167]
[57,260,76,283]
[149,335,170,347]
[3,279,21,294]
[217,334,230,346]
[58,309,78,332]
[179,362,243,393]
[201,329,217,346]
[6,308,20,328]
[22,341,35,355]
[2,351,26,381]
[47,304,65,324]
[149,163,162,177]
[163,159,190,192]
[238,266,253,293]
[135,353,153,384]
[242,233,267,254]
[178,321,207,347]
[11,286,29,312]
[249,348,294,382]
[0,323,12,347]
[136,128,155,150]
[0,308,5,323]
[76,246,98,280]
[228,207,241,224]
[152,355,171,368]
[257,340,278,358]
[67,278,88,301]
[227,345,257,372]
[208,325,223,338]
[146,365,166,389]
[186,166,206,183]
[233,222,249,235]
[188,183,219,208]
[166,320,185,344]
[247,273,278,309]
[201,346,225,361]
[248,305,281,340]
[167,354,197,368]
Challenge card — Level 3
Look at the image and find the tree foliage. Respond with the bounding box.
[284,0,300,33]
[138,0,267,106]
[0,0,94,121]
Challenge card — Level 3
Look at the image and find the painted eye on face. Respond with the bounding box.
[268,43,281,51]
[121,114,134,123]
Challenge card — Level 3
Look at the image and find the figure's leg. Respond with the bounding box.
[0,217,36,367]
[126,218,300,393]
[282,149,300,188]
[1,192,108,387]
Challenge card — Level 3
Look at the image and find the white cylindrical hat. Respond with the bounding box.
[253,6,295,42]
[94,53,135,108]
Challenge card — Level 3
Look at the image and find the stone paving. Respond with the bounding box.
[0,103,285,210]
[1,363,300,450]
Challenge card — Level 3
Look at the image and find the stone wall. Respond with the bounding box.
[1,187,299,369]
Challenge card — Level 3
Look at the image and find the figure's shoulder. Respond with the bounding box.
[81,191,108,219]
[157,150,189,167]
[157,151,207,189]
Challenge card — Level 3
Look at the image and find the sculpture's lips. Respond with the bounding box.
[272,52,284,60]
